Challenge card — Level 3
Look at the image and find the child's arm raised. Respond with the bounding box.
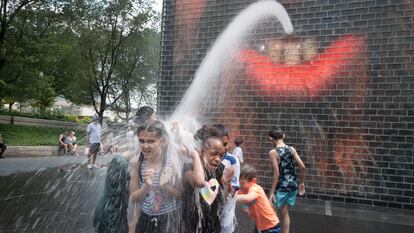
[268,149,280,202]
[184,146,205,188]
[291,146,306,195]
[189,149,205,187]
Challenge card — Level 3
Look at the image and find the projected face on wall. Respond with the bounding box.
[169,0,414,195]
[237,34,366,98]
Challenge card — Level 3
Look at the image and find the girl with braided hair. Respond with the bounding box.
[181,125,234,233]
[130,120,204,233]
[93,155,130,233]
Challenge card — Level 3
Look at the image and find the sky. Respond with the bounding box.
[154,0,163,13]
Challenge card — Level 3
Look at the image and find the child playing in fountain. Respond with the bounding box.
[128,106,157,233]
[212,124,240,233]
[232,137,244,163]
[93,155,130,233]
[130,120,204,233]
[268,128,306,233]
[237,164,281,233]
[181,125,234,233]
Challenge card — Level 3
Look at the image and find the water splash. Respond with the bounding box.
[159,2,294,231]
[170,0,293,129]
[163,1,294,193]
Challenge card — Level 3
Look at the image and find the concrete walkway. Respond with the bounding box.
[3,146,87,157]
[0,156,413,233]
[0,155,89,176]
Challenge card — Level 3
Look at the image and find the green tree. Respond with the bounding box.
[0,0,69,111]
[64,0,159,122]
[0,0,38,71]
[112,28,160,120]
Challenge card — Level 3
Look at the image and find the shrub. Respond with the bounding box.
[79,116,92,124]
[0,124,86,146]
[65,114,79,122]
[0,110,79,122]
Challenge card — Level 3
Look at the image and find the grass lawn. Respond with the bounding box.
[0,124,86,146]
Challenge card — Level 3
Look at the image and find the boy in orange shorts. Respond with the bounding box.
[237,164,281,233]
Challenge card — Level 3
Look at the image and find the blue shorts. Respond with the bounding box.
[274,190,297,208]
[261,223,281,233]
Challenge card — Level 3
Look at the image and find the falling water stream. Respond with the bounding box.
[1,1,296,232]
[169,0,293,132]
[161,1,295,231]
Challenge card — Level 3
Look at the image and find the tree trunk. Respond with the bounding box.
[98,110,105,125]
[8,102,14,112]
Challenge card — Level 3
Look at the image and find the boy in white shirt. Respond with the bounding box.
[232,137,244,163]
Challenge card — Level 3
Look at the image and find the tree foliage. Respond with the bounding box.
[0,0,160,119]
[0,0,67,111]
[60,0,160,121]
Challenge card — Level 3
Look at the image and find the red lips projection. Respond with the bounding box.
[237,34,366,98]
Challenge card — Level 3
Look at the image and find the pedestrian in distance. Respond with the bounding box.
[0,133,6,159]
[232,137,244,163]
[87,114,102,169]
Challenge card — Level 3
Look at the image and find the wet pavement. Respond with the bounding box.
[0,156,413,233]
[0,155,109,233]
[0,156,87,176]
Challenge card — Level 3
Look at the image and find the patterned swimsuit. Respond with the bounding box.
[139,160,176,215]
[275,145,298,193]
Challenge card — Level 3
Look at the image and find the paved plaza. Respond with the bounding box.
[0,156,413,233]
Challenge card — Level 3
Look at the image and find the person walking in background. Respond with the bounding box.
[87,114,102,169]
[237,164,281,233]
[232,137,244,163]
[127,127,134,138]
[0,133,6,159]
[126,126,135,147]
[268,128,306,233]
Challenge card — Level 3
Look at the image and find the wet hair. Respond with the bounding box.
[268,127,284,140]
[212,123,229,138]
[234,137,243,146]
[194,124,222,145]
[134,106,155,126]
[93,155,130,233]
[136,120,169,184]
[137,120,168,139]
[240,164,257,181]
